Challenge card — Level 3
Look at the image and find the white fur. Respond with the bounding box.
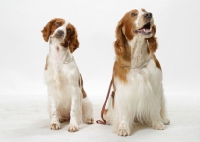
[105,37,169,136]
[113,58,166,134]
[104,10,169,136]
[44,22,93,131]
[135,9,145,27]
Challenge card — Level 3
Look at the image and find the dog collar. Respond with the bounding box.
[49,54,74,64]
[122,57,151,69]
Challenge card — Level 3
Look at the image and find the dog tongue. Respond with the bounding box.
[143,29,150,33]
[136,28,151,34]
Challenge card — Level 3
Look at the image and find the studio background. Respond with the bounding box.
[0,0,200,141]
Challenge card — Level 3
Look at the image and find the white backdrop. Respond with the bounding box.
[0,0,200,141]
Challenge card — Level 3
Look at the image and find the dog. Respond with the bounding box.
[101,9,170,136]
[41,18,93,132]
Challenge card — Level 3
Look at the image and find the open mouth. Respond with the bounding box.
[134,22,152,35]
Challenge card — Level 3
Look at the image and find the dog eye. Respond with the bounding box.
[55,22,61,27]
[131,12,137,17]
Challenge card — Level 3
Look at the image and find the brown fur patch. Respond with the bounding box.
[141,8,146,12]
[152,53,161,70]
[45,55,49,70]
[113,10,140,82]
[147,25,157,53]
[123,10,138,40]
[111,91,115,108]
[79,74,87,98]
[82,88,87,98]
[114,9,139,58]
[147,25,160,70]
[113,60,130,83]
[144,24,160,70]
[103,109,108,115]
[61,23,79,53]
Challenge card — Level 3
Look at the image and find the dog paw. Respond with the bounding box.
[86,118,94,124]
[163,118,170,125]
[117,121,131,136]
[50,122,60,130]
[68,124,79,132]
[153,122,165,130]
[117,128,130,136]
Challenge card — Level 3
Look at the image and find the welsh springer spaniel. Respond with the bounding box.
[102,9,170,136]
[41,18,93,132]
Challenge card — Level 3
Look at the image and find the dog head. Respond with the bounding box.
[41,18,79,53]
[114,8,157,57]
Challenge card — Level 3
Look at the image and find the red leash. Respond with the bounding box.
[96,78,113,125]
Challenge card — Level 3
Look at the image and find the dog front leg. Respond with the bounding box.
[117,111,132,136]
[68,85,82,132]
[49,95,60,130]
[114,91,132,136]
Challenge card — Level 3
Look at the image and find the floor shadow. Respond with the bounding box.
[130,123,151,135]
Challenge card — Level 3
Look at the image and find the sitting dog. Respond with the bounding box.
[101,9,170,136]
[41,18,93,132]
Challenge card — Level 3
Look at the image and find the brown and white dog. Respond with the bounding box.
[103,9,170,136]
[41,18,93,132]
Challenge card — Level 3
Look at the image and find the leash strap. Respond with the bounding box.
[96,78,113,125]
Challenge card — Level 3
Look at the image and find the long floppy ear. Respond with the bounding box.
[64,23,79,53]
[41,19,56,42]
[114,20,127,57]
[147,25,158,52]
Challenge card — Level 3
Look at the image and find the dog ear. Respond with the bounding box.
[65,23,79,53]
[147,25,158,52]
[41,19,56,42]
[114,20,127,57]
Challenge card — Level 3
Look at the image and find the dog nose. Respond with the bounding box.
[144,12,152,19]
[57,30,64,37]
